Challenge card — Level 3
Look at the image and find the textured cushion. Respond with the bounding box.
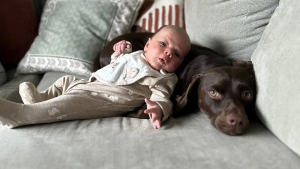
[133,0,185,32]
[251,0,300,156]
[17,0,144,77]
[185,0,279,61]
[0,62,6,86]
[0,0,37,70]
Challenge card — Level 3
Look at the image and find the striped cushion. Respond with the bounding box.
[134,0,185,32]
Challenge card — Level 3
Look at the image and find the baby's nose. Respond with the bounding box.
[164,48,173,57]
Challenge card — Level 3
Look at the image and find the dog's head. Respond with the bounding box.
[175,66,256,135]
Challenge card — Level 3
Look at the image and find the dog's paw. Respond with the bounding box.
[232,61,253,70]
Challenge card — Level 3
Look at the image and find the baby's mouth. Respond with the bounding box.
[158,58,166,65]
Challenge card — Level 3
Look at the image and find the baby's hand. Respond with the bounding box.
[113,40,131,54]
[144,98,163,129]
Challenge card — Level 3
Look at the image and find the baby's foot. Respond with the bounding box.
[19,82,42,104]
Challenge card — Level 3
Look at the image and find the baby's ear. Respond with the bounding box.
[144,38,152,51]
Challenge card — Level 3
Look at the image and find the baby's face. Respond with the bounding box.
[144,26,190,73]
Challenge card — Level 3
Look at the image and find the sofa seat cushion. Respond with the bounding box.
[0,111,299,168]
[251,0,300,156]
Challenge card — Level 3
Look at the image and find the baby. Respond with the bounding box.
[0,25,191,129]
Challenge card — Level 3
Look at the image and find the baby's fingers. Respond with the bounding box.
[113,43,122,54]
[113,44,117,52]
[117,43,124,54]
[113,41,127,54]
[153,119,161,129]
[149,112,161,129]
[144,109,153,121]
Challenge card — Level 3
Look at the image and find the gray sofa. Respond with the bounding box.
[1,0,300,168]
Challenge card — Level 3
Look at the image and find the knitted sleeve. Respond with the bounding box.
[149,74,178,122]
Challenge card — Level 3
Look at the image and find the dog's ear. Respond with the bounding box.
[174,74,203,114]
[232,61,253,70]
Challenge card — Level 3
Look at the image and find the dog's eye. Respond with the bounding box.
[208,90,220,98]
[242,91,253,100]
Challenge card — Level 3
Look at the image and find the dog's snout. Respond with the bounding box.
[226,114,243,126]
[223,112,249,135]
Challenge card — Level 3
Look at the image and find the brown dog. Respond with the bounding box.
[173,46,256,135]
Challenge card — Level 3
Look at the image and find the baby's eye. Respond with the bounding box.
[175,53,180,58]
[160,41,166,46]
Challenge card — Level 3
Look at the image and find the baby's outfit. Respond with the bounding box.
[0,50,177,128]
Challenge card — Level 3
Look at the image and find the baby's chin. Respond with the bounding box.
[156,65,173,73]
[148,61,174,73]
[148,62,162,71]
[161,67,175,73]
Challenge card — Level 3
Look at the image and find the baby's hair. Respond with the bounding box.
[152,25,167,37]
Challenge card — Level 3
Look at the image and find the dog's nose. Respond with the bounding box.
[225,113,250,135]
[226,114,243,126]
